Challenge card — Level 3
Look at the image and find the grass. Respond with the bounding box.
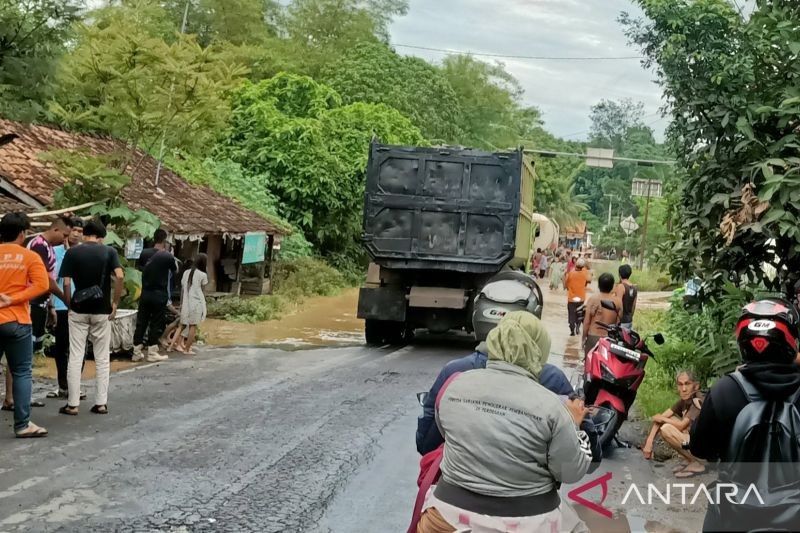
[591,260,672,292]
[633,308,675,416]
[207,257,350,323]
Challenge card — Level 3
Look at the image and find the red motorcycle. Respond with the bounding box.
[582,300,664,449]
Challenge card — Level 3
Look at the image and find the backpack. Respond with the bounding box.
[705,371,800,532]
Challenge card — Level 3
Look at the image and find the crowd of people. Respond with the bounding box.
[0,214,208,437]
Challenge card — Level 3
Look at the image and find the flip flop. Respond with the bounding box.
[59,404,78,416]
[90,405,108,415]
[675,468,706,479]
[673,462,690,473]
[15,422,48,438]
[1,402,13,412]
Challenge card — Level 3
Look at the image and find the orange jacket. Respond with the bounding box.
[0,243,50,325]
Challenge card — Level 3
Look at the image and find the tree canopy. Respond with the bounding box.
[220,73,425,257]
[0,0,81,121]
[623,0,800,291]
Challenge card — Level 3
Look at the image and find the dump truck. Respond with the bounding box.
[357,142,537,345]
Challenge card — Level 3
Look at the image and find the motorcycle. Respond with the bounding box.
[581,300,664,449]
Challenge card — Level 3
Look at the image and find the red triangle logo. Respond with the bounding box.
[567,471,613,518]
[751,337,769,353]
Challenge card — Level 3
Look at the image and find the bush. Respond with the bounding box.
[273,257,347,299]
[207,257,349,322]
[207,295,286,323]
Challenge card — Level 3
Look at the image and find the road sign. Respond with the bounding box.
[620,215,639,235]
[586,148,614,169]
[632,178,663,198]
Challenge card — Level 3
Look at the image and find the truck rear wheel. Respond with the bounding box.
[365,320,385,345]
[365,320,410,346]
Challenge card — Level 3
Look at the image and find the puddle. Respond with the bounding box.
[203,288,364,348]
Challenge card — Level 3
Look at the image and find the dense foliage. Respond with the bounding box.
[219,73,425,259]
[0,0,81,121]
[624,0,800,294]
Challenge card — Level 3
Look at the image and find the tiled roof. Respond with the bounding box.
[0,195,34,214]
[0,119,285,235]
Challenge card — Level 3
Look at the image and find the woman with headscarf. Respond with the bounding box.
[417,311,593,533]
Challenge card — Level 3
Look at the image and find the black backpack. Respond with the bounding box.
[705,371,800,532]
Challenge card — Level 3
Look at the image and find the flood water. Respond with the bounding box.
[203,288,365,349]
[201,285,670,352]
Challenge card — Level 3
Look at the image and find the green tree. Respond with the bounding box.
[589,98,646,151]
[282,0,408,76]
[161,0,280,45]
[441,55,540,149]
[220,73,425,257]
[321,41,462,142]
[51,1,247,164]
[0,0,81,121]
[623,0,800,293]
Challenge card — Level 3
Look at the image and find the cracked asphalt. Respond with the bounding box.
[0,287,706,532]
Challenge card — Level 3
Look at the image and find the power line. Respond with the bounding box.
[392,43,643,61]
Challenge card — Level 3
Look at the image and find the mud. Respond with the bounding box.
[202,289,364,349]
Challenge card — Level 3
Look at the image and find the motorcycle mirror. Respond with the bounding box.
[600,299,617,311]
[416,392,428,407]
[653,333,665,345]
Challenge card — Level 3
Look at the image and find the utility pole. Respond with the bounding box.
[604,194,614,226]
[638,179,653,270]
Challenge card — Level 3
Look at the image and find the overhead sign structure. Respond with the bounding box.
[620,216,639,236]
[586,148,615,169]
[242,232,267,264]
[631,178,663,198]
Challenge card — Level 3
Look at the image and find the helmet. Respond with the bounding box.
[471,271,543,342]
[735,298,800,363]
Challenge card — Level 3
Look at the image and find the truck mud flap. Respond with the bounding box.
[357,287,407,322]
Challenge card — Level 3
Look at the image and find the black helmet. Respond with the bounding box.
[735,298,800,363]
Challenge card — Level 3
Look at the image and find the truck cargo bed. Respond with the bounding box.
[362,143,523,274]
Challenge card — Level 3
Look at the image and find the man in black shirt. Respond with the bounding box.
[133,228,175,362]
[691,298,800,531]
[59,219,123,415]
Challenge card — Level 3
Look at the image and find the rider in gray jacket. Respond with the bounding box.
[419,311,592,531]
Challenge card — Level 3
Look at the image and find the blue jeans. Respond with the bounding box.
[1,322,33,431]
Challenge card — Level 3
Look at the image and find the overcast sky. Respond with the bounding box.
[389,0,667,142]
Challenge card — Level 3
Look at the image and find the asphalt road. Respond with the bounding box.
[0,289,707,532]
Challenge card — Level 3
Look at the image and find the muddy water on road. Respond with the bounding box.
[202,284,670,355]
[203,288,364,349]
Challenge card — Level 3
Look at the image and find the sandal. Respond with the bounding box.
[675,467,706,479]
[1,402,13,411]
[673,462,690,473]
[90,405,108,415]
[59,404,79,416]
[15,422,48,438]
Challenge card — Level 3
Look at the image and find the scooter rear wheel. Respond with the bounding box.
[597,408,622,451]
